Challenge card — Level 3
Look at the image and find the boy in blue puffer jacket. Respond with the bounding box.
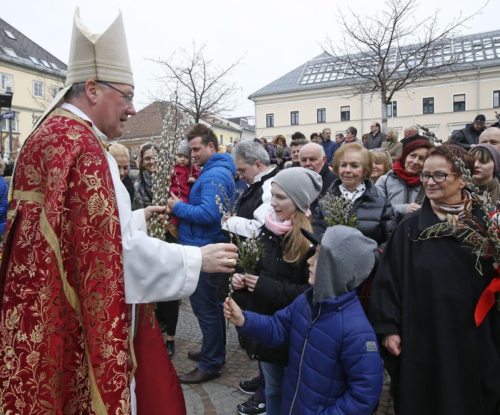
[224,225,383,415]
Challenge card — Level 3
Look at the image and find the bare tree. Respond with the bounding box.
[326,0,485,130]
[152,43,241,123]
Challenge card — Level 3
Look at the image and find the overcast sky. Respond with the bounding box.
[2,0,498,117]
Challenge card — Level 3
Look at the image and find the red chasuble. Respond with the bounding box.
[0,109,132,414]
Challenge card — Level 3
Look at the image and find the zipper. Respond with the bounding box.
[288,303,322,414]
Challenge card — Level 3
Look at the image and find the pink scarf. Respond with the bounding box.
[265,211,293,235]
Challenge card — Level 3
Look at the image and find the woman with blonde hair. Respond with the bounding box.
[231,167,322,414]
[108,142,134,202]
[370,149,393,183]
[318,143,394,245]
[382,128,403,161]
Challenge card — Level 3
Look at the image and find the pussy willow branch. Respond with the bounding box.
[149,103,191,240]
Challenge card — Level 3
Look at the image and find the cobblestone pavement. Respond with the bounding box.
[169,300,395,415]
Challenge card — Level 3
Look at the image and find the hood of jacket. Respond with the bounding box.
[313,225,377,304]
[202,152,236,176]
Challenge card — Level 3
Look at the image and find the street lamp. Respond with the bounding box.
[0,88,14,161]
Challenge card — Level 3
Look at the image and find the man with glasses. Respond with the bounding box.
[0,10,237,414]
[365,122,386,149]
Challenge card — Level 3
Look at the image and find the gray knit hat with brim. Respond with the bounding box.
[272,167,322,212]
[177,139,190,157]
[314,225,377,304]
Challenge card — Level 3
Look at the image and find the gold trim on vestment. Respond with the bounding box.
[12,190,109,415]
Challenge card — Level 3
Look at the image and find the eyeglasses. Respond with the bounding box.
[420,172,457,183]
[98,81,134,103]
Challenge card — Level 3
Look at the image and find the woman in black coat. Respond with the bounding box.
[314,143,395,245]
[370,145,500,415]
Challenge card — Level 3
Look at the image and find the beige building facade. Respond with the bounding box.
[250,30,500,143]
[0,18,66,159]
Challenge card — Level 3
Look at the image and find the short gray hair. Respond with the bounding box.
[65,82,87,100]
[233,140,270,166]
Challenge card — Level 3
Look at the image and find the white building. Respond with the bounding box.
[249,30,500,143]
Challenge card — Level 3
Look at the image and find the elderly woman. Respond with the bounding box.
[469,143,500,204]
[381,128,403,161]
[317,143,394,246]
[376,139,433,222]
[370,149,393,184]
[370,144,500,415]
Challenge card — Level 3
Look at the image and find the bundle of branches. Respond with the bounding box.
[148,103,191,240]
[319,193,358,228]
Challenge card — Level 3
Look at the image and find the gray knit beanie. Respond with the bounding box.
[272,167,322,212]
[314,225,377,304]
[177,139,190,157]
[475,143,500,175]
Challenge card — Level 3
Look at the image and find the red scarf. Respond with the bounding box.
[392,160,421,187]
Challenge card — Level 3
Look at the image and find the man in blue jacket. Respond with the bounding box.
[168,123,236,383]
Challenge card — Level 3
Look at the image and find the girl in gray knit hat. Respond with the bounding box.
[230,167,322,414]
[469,143,500,204]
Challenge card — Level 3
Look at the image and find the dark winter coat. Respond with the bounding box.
[121,174,135,204]
[233,226,312,365]
[450,123,485,149]
[239,289,384,415]
[365,131,386,150]
[236,167,278,220]
[173,153,236,247]
[369,199,500,415]
[314,179,395,245]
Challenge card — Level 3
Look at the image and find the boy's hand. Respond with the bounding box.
[231,273,246,290]
[244,273,259,292]
[224,297,245,327]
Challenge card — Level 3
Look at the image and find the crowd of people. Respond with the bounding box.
[0,9,499,415]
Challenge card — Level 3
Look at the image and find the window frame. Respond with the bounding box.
[493,90,500,108]
[386,101,398,117]
[340,105,350,121]
[317,108,326,123]
[422,97,434,114]
[33,80,44,98]
[453,94,466,112]
[265,113,274,128]
[290,111,299,125]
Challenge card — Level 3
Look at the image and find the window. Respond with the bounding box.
[4,30,16,40]
[0,73,13,91]
[33,80,44,98]
[317,108,326,123]
[50,85,61,98]
[494,90,500,108]
[220,135,224,144]
[3,47,17,57]
[423,97,434,114]
[29,56,40,65]
[266,113,274,128]
[340,106,350,121]
[0,111,18,132]
[453,94,466,112]
[290,111,299,125]
[386,101,398,117]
